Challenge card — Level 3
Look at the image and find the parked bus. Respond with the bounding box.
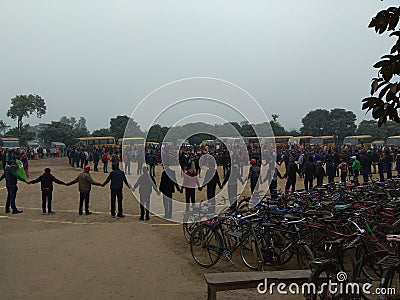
[78,136,116,148]
[343,135,373,149]
[119,137,145,148]
[0,137,20,150]
[273,136,293,147]
[387,136,400,147]
[288,136,313,148]
[310,136,335,148]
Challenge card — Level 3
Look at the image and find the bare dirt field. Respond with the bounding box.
[1,158,356,300]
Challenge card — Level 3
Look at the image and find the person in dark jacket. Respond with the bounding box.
[315,161,325,187]
[202,160,223,213]
[133,166,160,220]
[102,163,131,217]
[284,157,300,193]
[29,168,66,215]
[0,160,27,214]
[159,163,182,219]
[303,156,316,191]
[325,158,336,183]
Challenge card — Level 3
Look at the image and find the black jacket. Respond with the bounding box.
[30,173,64,191]
[159,169,180,196]
[103,169,130,190]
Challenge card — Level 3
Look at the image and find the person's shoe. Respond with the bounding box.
[48,211,55,215]
[111,215,116,218]
[5,209,10,213]
[117,214,125,218]
[145,216,150,221]
[79,212,83,215]
[42,212,47,215]
[85,212,92,215]
[139,216,144,221]
[12,210,23,214]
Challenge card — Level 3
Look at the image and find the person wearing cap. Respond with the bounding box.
[28,168,66,215]
[351,155,361,185]
[248,158,260,194]
[102,163,131,218]
[0,160,27,214]
[66,165,102,215]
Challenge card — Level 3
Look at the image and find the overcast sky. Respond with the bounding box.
[0,0,398,132]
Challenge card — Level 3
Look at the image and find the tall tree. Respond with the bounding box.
[92,128,111,137]
[7,94,46,131]
[300,108,356,142]
[72,117,90,138]
[362,5,400,126]
[38,122,75,145]
[110,115,143,139]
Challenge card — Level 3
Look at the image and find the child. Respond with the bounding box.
[29,168,66,215]
[183,168,201,211]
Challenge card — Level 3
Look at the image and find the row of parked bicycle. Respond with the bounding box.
[184,179,400,299]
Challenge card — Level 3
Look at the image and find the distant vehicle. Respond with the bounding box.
[288,136,313,148]
[343,135,373,149]
[78,136,116,148]
[27,141,40,149]
[387,136,400,147]
[310,136,335,148]
[119,137,145,149]
[0,137,20,150]
[372,140,385,147]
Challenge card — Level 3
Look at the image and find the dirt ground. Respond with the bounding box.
[1,158,376,300]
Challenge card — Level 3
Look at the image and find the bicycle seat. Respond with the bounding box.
[387,235,400,242]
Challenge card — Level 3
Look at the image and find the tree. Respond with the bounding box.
[110,115,143,139]
[357,119,400,140]
[60,116,76,127]
[72,117,90,138]
[5,125,35,147]
[362,5,400,126]
[0,120,9,136]
[300,108,356,142]
[269,114,286,136]
[38,122,75,146]
[7,94,46,131]
[146,124,169,142]
[92,128,111,137]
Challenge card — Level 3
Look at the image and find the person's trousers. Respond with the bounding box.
[94,161,99,172]
[140,195,150,218]
[6,186,18,212]
[304,177,313,191]
[207,188,216,213]
[285,178,296,193]
[42,189,53,213]
[341,172,347,183]
[228,184,238,205]
[163,193,173,218]
[79,192,90,214]
[103,162,108,173]
[149,165,156,177]
[361,166,369,183]
[111,189,123,216]
[353,170,359,184]
[185,188,195,211]
[316,176,323,187]
[269,180,278,200]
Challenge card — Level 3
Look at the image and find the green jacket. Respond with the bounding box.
[0,165,26,187]
[352,159,361,172]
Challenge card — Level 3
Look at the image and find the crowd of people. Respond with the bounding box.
[3,140,400,220]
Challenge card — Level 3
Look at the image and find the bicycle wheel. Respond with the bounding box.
[183,213,199,242]
[356,243,386,281]
[297,244,314,270]
[190,224,223,268]
[240,233,262,270]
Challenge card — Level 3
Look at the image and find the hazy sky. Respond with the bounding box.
[0,0,398,132]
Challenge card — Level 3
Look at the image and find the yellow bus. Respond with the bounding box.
[119,137,145,148]
[343,135,373,149]
[310,136,335,148]
[78,136,116,148]
[0,137,20,150]
[273,136,293,147]
[387,136,400,147]
[288,136,313,148]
